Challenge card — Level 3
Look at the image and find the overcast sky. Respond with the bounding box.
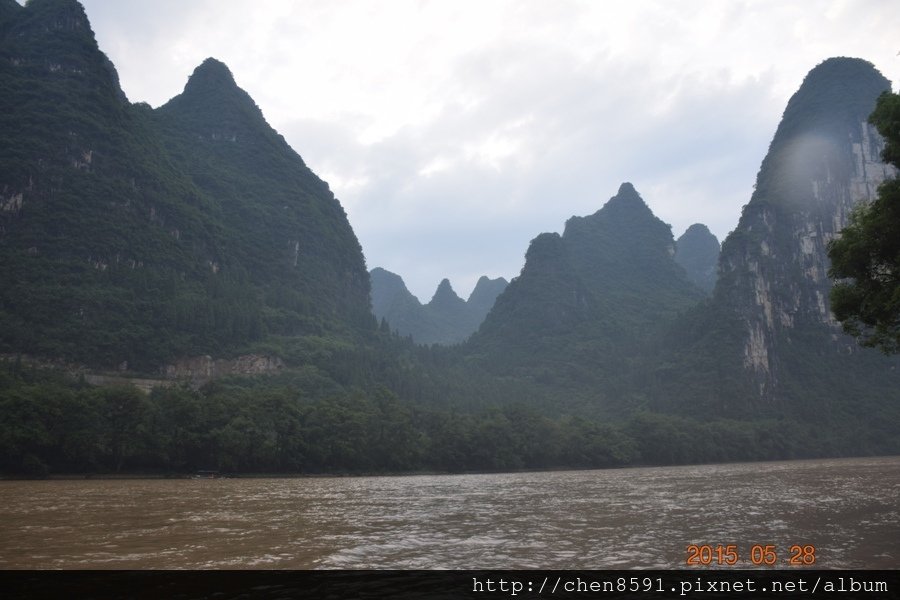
[68,0,900,301]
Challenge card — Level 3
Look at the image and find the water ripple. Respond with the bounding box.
[1,456,898,568]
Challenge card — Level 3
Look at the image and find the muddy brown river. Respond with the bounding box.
[1,456,898,569]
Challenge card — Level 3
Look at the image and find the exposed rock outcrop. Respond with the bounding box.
[713,57,898,402]
[162,354,284,384]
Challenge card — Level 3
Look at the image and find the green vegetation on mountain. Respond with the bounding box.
[0,1,371,372]
[467,183,706,411]
[828,91,900,353]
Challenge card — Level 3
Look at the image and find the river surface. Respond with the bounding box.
[1,456,898,569]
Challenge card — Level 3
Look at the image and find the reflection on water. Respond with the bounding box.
[1,456,898,569]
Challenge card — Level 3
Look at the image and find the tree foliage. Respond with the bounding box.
[5,364,896,477]
[828,91,900,353]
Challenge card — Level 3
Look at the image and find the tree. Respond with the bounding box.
[98,385,148,472]
[828,91,900,353]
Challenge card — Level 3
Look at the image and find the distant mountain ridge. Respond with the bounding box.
[370,268,507,345]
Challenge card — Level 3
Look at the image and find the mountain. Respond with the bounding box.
[0,0,22,28]
[153,58,372,332]
[675,224,720,294]
[369,267,434,340]
[428,278,467,316]
[370,268,507,344]
[469,183,705,399]
[0,0,371,372]
[467,275,511,317]
[660,57,900,415]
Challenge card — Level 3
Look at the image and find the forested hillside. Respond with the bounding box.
[0,0,372,373]
[466,183,706,413]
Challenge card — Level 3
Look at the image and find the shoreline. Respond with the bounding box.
[2,454,897,482]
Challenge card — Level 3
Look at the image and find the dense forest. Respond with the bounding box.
[4,358,896,476]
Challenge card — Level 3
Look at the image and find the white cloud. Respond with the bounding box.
[79,0,900,300]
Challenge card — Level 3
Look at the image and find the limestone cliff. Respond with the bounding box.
[714,57,898,403]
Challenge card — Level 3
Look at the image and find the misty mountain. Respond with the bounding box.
[370,268,507,345]
[675,223,720,294]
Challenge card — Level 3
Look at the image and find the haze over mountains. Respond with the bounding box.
[372,202,719,346]
[370,268,507,345]
[1,0,899,475]
[675,224,720,294]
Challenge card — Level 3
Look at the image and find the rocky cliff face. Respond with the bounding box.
[714,58,897,402]
[162,354,284,383]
